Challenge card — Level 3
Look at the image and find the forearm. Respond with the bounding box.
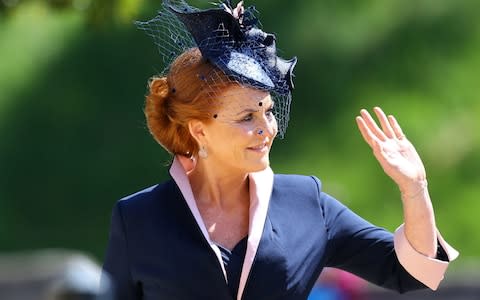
[400,180,438,258]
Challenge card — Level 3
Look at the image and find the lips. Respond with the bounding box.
[247,142,268,152]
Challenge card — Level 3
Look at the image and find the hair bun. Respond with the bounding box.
[149,77,169,98]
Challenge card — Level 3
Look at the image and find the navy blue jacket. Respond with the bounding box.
[102,174,426,300]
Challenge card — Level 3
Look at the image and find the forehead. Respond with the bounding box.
[216,85,272,111]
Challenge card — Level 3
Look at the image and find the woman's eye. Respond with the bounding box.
[266,108,274,119]
[240,108,274,122]
[241,114,253,122]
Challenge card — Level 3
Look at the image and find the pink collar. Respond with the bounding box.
[169,155,274,300]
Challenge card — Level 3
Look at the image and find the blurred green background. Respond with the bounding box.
[0,0,478,268]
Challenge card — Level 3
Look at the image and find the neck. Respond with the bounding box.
[188,158,250,210]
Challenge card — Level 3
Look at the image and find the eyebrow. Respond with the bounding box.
[236,108,259,116]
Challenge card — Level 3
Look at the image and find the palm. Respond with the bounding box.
[356,107,426,188]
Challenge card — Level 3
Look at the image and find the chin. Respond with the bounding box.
[247,157,270,173]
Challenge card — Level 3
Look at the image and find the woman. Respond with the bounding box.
[102,1,458,299]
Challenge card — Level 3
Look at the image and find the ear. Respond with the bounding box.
[188,119,207,146]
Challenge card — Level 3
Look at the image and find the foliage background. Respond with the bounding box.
[0,0,478,268]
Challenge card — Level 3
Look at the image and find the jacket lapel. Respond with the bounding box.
[169,156,228,281]
[237,168,274,300]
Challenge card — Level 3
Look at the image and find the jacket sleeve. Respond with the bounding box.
[102,202,139,300]
[313,176,456,293]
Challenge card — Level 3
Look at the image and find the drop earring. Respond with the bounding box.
[198,146,208,158]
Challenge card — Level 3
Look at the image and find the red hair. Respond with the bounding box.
[145,48,236,155]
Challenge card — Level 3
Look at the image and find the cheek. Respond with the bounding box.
[271,118,278,133]
[236,120,278,139]
[217,125,252,150]
[233,122,257,136]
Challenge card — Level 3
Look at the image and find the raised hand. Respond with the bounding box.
[356,107,439,257]
[355,107,426,192]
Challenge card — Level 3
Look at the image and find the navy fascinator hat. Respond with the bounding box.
[135,0,297,137]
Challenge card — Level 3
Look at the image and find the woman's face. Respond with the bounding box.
[201,85,278,174]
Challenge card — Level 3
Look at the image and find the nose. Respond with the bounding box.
[255,115,277,138]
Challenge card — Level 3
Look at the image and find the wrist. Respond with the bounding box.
[400,179,428,200]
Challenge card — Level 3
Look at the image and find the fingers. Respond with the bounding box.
[388,115,406,140]
[356,108,407,151]
[358,107,406,141]
[356,115,380,149]
[359,109,387,141]
[373,107,395,139]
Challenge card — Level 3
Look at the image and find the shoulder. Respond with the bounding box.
[114,179,179,218]
[271,174,324,209]
[273,173,323,194]
[271,173,343,211]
